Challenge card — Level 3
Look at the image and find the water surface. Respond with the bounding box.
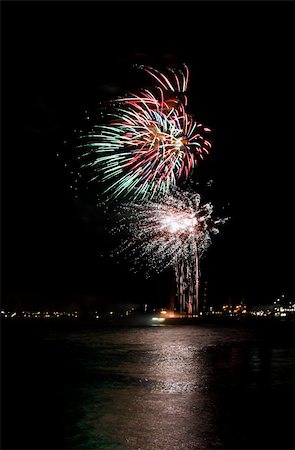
[2,322,294,449]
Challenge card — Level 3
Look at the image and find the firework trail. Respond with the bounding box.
[80,65,211,200]
[114,188,228,315]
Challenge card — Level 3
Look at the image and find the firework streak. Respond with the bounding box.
[80,65,211,200]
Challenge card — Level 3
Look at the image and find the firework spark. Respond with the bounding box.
[114,188,228,314]
[116,188,227,273]
[80,65,211,200]
[139,64,190,93]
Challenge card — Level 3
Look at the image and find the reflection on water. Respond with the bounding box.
[3,324,294,449]
[61,328,226,449]
[50,326,292,450]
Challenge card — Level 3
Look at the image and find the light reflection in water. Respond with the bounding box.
[129,340,221,450]
[61,326,247,449]
[56,326,293,449]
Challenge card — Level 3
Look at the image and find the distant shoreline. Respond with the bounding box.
[2,314,295,330]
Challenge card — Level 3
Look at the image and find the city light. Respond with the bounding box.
[0,298,294,322]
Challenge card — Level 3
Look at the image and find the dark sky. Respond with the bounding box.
[2,1,294,309]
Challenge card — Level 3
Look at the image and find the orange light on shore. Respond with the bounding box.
[160,310,176,318]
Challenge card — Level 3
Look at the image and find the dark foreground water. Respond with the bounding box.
[2,321,295,449]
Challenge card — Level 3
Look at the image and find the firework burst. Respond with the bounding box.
[80,65,211,200]
[114,188,228,314]
[116,188,227,273]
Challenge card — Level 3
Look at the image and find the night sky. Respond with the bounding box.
[2,1,294,310]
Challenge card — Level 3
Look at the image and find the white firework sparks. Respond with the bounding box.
[112,188,228,315]
[115,188,228,276]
